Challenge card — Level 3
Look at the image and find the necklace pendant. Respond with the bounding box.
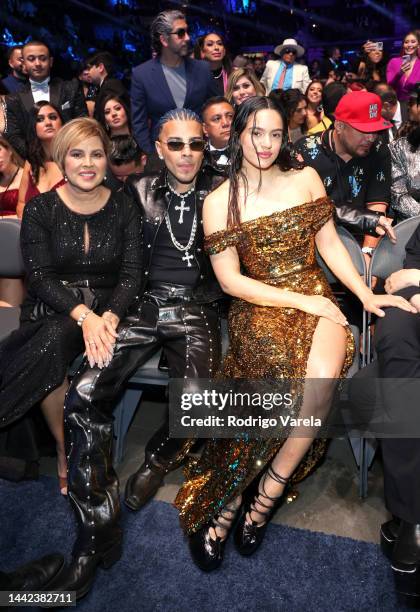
[182,250,194,267]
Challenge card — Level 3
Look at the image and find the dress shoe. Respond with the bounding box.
[124,462,165,511]
[0,554,64,591]
[43,541,122,602]
[391,521,420,599]
[188,524,226,572]
[380,517,400,560]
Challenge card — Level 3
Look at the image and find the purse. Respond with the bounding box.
[29,282,98,322]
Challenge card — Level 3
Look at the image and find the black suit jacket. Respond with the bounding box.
[6,77,88,158]
[131,58,219,153]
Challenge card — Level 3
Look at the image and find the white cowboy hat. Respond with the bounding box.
[274,38,305,58]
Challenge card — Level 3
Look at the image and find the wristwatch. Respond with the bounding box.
[362,246,375,256]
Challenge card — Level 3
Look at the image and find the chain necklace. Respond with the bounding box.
[165,193,197,267]
[167,182,195,224]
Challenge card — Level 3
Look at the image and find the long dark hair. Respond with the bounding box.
[194,32,232,74]
[27,101,64,183]
[95,92,131,134]
[227,96,303,228]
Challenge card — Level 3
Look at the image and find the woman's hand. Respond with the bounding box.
[102,310,120,333]
[82,312,117,368]
[362,293,417,318]
[299,295,348,326]
[410,295,420,313]
[385,269,420,294]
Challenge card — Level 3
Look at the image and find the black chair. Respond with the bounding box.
[316,224,372,496]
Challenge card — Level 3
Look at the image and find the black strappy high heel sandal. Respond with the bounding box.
[188,500,240,572]
[234,465,289,557]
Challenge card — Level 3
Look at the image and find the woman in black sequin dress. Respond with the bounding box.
[0,118,141,493]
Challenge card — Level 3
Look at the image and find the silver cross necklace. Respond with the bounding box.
[167,182,195,223]
[165,191,197,267]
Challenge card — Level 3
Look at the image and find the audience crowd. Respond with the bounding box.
[1,7,420,607]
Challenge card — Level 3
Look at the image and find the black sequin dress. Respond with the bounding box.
[0,190,142,427]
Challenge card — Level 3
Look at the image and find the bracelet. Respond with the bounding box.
[77,309,92,327]
[362,246,375,256]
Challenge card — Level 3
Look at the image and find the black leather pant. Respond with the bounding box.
[64,283,221,554]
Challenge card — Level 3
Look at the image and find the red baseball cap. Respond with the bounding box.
[334,91,392,132]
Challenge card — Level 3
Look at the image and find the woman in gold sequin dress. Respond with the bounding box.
[174,97,415,571]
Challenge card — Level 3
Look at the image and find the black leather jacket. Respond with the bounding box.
[126,163,226,303]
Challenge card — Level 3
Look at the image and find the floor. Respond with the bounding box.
[40,387,389,544]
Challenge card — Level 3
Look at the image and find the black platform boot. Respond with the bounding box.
[380,516,401,560]
[391,521,420,601]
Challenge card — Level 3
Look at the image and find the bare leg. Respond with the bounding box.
[250,317,347,522]
[40,379,69,494]
[0,278,25,307]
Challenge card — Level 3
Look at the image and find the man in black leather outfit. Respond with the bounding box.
[47,108,225,599]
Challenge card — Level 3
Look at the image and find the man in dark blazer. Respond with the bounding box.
[6,40,88,158]
[85,51,127,117]
[131,9,219,154]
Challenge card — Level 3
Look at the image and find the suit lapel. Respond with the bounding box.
[19,85,35,113]
[49,78,61,109]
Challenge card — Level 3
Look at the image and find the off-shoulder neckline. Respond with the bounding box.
[205,196,331,239]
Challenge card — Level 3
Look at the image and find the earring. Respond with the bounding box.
[64,174,68,182]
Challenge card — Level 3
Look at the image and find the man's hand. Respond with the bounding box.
[385,269,420,294]
[375,216,396,243]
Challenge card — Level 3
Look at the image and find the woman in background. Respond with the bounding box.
[0,136,24,306]
[195,32,232,95]
[17,101,65,217]
[270,88,307,143]
[304,80,331,134]
[387,30,420,105]
[226,68,265,107]
[95,93,131,138]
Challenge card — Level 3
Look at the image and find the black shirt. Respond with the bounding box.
[149,191,199,286]
[295,129,391,216]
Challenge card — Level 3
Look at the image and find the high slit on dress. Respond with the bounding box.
[174,197,355,534]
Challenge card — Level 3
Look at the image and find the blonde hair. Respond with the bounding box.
[52,117,110,173]
[225,68,265,105]
[0,136,24,169]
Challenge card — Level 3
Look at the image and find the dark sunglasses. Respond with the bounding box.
[169,28,189,38]
[161,139,206,152]
[283,47,297,54]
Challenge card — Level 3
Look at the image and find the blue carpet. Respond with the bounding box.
[0,476,409,611]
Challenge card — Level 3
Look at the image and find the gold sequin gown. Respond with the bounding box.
[174,197,354,534]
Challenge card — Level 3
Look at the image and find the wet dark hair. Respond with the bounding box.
[27,101,64,183]
[227,96,303,228]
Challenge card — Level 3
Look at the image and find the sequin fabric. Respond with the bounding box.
[0,190,142,428]
[174,197,354,534]
[390,136,420,220]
